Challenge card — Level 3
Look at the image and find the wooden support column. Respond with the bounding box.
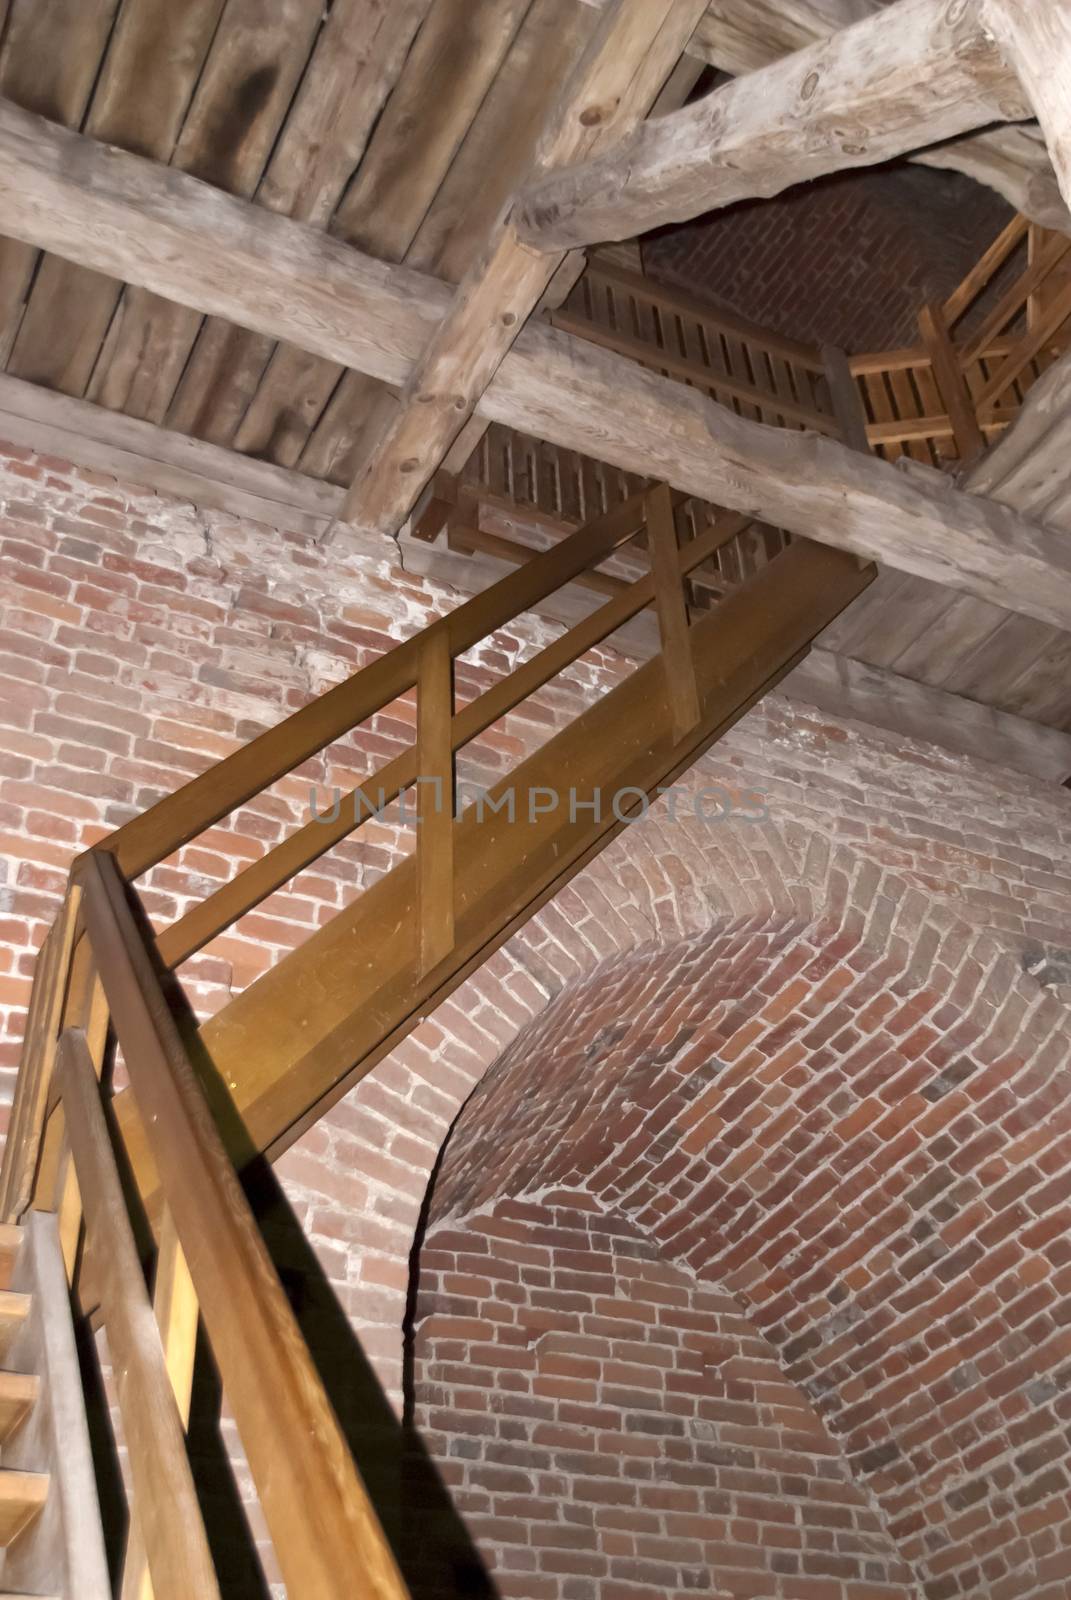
[417,627,455,975]
[337,0,710,536]
[647,483,701,740]
[918,301,985,463]
[515,0,1028,250]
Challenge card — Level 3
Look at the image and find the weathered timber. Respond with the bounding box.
[3,100,1071,627]
[582,0,1071,231]
[514,0,1027,250]
[784,649,1071,782]
[984,0,1071,216]
[339,0,709,534]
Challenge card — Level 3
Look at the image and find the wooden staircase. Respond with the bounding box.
[0,482,874,1594]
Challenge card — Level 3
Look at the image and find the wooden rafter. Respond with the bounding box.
[585,0,1071,232]
[338,0,710,536]
[2,98,1071,628]
[514,0,1028,251]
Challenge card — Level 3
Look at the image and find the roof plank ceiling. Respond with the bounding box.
[0,0,1067,737]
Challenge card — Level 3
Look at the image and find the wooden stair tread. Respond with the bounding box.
[0,1470,49,1545]
[0,1295,30,1363]
[0,1228,22,1294]
[0,1373,37,1445]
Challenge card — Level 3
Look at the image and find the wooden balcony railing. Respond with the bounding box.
[436,214,1071,551]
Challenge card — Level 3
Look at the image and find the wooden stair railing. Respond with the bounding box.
[0,484,875,1590]
[5,854,409,1599]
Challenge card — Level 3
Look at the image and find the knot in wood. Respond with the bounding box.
[801,70,821,102]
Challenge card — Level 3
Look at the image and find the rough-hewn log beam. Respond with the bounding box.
[583,0,1071,232]
[339,0,709,536]
[516,0,1028,251]
[2,98,1071,628]
[983,0,1071,216]
[784,650,1071,783]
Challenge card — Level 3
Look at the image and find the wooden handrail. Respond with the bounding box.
[0,891,81,1223]
[584,259,828,370]
[550,309,837,434]
[74,851,410,1600]
[943,213,1030,327]
[960,229,1071,367]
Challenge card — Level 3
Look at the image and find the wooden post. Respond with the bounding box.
[821,345,871,454]
[647,482,701,742]
[417,626,455,975]
[0,888,81,1223]
[918,301,985,463]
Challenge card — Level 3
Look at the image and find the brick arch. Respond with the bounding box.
[277,742,1071,1415]
[410,888,1071,1600]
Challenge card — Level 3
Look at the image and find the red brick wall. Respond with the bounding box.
[643,167,1012,353]
[2,439,1071,1594]
[413,1196,916,1600]
[424,913,1071,1600]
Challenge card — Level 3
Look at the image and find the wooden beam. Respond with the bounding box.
[514,0,1028,251]
[3,100,1071,628]
[583,0,1071,232]
[784,649,1071,783]
[338,0,709,534]
[0,373,344,541]
[984,1,1071,216]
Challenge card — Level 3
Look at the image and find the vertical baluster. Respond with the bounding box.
[647,483,700,743]
[0,886,82,1223]
[121,1208,200,1600]
[417,628,455,974]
